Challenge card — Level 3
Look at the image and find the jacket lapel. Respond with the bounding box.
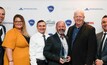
[73,23,86,44]
[102,38,107,52]
[97,32,103,52]
[54,33,62,47]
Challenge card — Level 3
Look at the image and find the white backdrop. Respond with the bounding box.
[0,0,107,36]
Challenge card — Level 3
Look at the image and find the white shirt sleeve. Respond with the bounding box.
[29,36,37,65]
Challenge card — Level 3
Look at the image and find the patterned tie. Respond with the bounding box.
[99,33,106,59]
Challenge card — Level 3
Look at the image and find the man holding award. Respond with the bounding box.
[43,21,71,65]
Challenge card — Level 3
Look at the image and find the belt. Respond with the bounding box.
[36,59,46,62]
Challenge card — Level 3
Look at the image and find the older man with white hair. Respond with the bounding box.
[67,10,97,65]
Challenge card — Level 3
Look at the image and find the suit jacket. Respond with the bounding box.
[67,23,97,65]
[43,33,71,65]
[0,24,6,65]
[96,32,107,65]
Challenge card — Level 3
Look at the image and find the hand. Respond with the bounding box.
[95,59,103,65]
[9,61,14,65]
[59,58,65,64]
[66,56,71,62]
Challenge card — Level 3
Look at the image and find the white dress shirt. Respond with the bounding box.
[60,38,68,58]
[29,32,49,65]
[57,33,68,58]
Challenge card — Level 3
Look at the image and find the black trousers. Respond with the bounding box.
[0,46,4,65]
[62,62,70,65]
[37,59,48,65]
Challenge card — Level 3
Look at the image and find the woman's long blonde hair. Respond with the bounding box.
[13,14,29,37]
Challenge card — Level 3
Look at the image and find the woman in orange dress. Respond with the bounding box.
[2,14,30,65]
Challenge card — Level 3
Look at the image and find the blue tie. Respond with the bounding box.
[60,45,65,57]
[60,35,65,58]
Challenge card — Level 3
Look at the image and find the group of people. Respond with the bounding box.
[0,6,107,65]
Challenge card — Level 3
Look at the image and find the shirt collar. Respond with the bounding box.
[103,31,107,34]
[74,25,81,30]
[57,32,65,38]
[37,32,42,36]
[37,32,46,37]
[57,32,60,37]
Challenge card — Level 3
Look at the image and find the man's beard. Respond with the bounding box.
[58,29,65,35]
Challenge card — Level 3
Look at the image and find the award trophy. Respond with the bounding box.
[60,46,67,62]
[61,56,67,62]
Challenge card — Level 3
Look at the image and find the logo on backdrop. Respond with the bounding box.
[46,19,55,26]
[47,5,54,13]
[86,22,94,24]
[84,8,104,11]
[65,19,72,26]
[28,19,35,26]
[48,33,53,36]
[19,8,37,10]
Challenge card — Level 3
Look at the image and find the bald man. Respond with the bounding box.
[67,10,97,65]
[43,21,71,65]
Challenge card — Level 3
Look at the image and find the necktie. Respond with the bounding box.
[60,44,65,58]
[99,33,106,59]
[43,34,46,44]
[43,34,48,63]
[60,35,65,57]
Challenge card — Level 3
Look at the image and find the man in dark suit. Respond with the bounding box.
[43,21,71,65]
[67,10,97,65]
[0,6,6,65]
[95,15,107,65]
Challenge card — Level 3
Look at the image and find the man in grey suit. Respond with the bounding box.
[96,15,107,65]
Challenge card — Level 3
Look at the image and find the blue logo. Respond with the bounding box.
[47,5,54,13]
[28,19,35,26]
[48,33,53,36]
[46,19,55,26]
[65,19,72,26]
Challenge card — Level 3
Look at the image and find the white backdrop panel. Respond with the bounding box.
[0,0,107,36]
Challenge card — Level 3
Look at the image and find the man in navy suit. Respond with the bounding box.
[43,21,71,65]
[96,15,107,65]
[67,10,97,65]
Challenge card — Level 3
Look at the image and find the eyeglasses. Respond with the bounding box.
[0,13,5,16]
[14,21,23,23]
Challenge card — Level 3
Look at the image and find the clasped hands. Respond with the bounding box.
[59,56,71,64]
